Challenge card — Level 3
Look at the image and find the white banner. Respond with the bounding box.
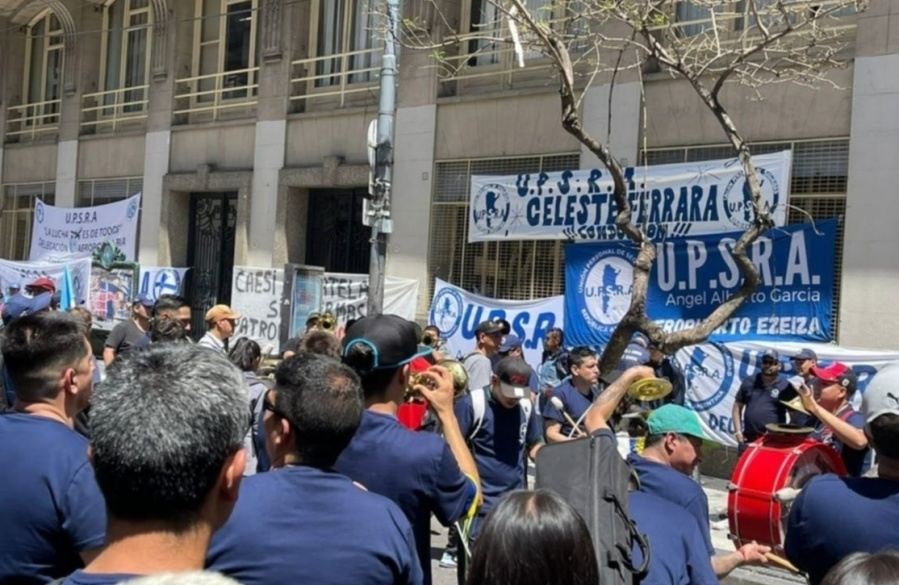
[429,279,563,368]
[321,273,420,338]
[0,255,92,306]
[138,267,190,301]
[231,266,285,351]
[469,151,791,242]
[679,341,899,446]
[29,194,142,261]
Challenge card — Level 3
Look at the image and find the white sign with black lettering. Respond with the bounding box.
[231,266,284,350]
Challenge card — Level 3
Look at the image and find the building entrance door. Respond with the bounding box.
[186,192,237,338]
[306,188,371,273]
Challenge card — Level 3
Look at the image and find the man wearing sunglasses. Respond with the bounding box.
[207,353,421,585]
[732,349,792,453]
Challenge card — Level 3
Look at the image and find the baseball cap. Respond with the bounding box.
[793,348,817,361]
[136,294,155,309]
[343,314,432,370]
[493,356,533,399]
[7,281,21,291]
[306,312,321,324]
[1,292,53,325]
[862,362,899,425]
[762,349,780,361]
[811,362,858,394]
[205,304,242,324]
[476,320,504,336]
[26,277,56,295]
[499,334,522,354]
[647,405,705,440]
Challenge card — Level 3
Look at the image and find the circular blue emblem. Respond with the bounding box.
[576,247,637,336]
[723,166,781,229]
[471,184,511,235]
[430,287,464,338]
[685,342,736,412]
[153,269,181,298]
[36,201,44,223]
[127,199,139,220]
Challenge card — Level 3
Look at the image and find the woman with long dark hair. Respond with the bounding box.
[468,489,598,585]
[228,337,270,475]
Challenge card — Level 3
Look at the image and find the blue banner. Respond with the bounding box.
[564,220,837,345]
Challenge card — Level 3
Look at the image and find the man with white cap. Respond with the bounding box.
[786,361,899,585]
[455,356,543,538]
[198,305,242,353]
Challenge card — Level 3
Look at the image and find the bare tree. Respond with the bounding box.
[402,0,866,372]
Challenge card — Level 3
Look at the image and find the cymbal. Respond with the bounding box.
[765,423,815,436]
[780,396,810,415]
[628,378,673,402]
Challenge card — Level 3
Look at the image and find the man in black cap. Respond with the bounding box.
[791,348,818,384]
[732,349,792,453]
[336,314,480,585]
[463,320,504,392]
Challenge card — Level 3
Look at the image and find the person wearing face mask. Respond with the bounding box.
[732,350,792,454]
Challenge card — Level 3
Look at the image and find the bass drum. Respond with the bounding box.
[727,430,846,556]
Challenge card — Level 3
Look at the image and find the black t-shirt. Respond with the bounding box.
[104,320,146,356]
[736,373,791,440]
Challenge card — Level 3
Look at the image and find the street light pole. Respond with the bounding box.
[367,0,400,315]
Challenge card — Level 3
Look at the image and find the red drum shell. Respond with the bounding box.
[727,433,846,554]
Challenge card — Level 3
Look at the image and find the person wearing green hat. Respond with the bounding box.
[584,382,771,581]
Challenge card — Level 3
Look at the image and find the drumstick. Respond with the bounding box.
[550,397,587,438]
[765,553,802,574]
[774,487,802,503]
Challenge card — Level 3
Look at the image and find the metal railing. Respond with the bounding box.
[5,99,62,142]
[81,85,150,134]
[173,67,260,123]
[290,47,381,109]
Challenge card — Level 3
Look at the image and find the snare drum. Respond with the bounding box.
[727,432,846,554]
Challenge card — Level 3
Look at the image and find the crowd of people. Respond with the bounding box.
[0,277,898,585]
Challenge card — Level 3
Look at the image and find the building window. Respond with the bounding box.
[78,177,144,206]
[23,10,64,127]
[313,0,382,86]
[429,154,580,302]
[101,0,152,114]
[0,183,55,261]
[194,0,260,101]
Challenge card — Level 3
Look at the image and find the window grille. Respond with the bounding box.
[0,183,56,260]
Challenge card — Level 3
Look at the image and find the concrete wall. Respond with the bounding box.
[3,144,58,184]
[78,135,146,178]
[169,124,257,173]
[285,112,373,168]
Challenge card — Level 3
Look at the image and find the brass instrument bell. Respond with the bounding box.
[318,312,337,332]
[438,359,470,399]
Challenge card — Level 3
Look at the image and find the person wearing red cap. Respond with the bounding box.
[796,362,871,477]
[25,277,56,296]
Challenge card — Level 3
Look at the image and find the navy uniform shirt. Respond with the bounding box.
[735,373,792,441]
[63,572,138,585]
[786,475,899,585]
[206,466,422,585]
[454,387,543,516]
[628,453,715,558]
[629,491,718,585]
[541,379,601,437]
[334,410,475,585]
[809,406,871,477]
[0,414,107,583]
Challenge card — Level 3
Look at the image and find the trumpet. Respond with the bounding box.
[317,312,337,332]
[404,360,470,402]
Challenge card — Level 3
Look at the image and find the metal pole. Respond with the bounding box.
[367,0,400,315]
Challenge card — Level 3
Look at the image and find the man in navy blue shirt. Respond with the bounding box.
[786,362,899,584]
[336,315,479,585]
[732,350,792,451]
[455,357,544,536]
[542,346,601,441]
[208,353,422,585]
[581,369,770,580]
[0,312,107,583]
[64,345,249,585]
[796,362,870,477]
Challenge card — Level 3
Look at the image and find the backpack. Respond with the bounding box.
[467,385,532,442]
[535,431,650,585]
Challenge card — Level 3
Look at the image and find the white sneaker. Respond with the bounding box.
[439,552,457,568]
